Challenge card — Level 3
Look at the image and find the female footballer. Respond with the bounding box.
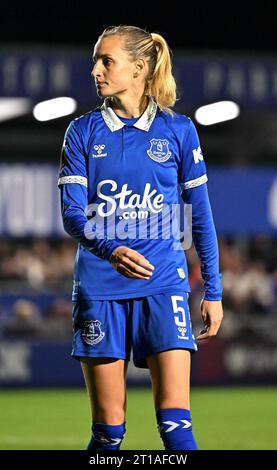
[58,25,223,450]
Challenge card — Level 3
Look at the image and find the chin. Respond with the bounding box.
[97,88,112,98]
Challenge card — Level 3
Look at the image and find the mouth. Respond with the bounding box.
[96,82,107,88]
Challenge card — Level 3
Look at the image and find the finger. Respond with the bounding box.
[196,323,220,340]
[196,330,214,341]
[126,252,155,271]
[121,256,154,277]
[196,326,209,340]
[117,263,152,280]
[118,268,151,280]
[111,258,148,279]
[196,333,209,341]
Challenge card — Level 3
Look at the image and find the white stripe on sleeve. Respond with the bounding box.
[181,174,208,190]
[58,175,88,187]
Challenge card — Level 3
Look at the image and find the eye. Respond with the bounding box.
[103,58,112,66]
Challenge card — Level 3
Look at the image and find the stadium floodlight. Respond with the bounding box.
[33,97,77,122]
[195,101,240,126]
[0,98,31,122]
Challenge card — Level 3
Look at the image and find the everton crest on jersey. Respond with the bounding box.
[147,138,172,163]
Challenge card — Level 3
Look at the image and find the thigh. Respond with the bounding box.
[80,357,129,424]
[132,291,197,368]
[147,349,191,411]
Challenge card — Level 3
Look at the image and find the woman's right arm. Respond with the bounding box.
[58,120,121,261]
[58,120,154,278]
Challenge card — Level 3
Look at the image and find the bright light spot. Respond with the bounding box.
[33,97,77,121]
[0,98,31,122]
[195,101,240,125]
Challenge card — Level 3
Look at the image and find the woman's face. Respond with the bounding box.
[92,36,137,98]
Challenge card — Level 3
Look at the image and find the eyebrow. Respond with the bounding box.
[92,53,113,61]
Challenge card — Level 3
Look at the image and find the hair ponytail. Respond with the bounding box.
[148,33,176,113]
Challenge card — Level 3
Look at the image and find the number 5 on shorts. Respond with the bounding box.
[171,295,187,327]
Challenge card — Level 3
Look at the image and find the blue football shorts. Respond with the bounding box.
[72,291,197,368]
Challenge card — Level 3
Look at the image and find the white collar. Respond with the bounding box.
[100,97,157,132]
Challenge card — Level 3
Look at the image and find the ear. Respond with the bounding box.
[133,58,147,78]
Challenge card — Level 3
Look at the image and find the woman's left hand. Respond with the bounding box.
[196,299,223,341]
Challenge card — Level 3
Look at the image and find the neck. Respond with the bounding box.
[109,94,149,118]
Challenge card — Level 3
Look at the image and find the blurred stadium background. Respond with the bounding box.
[0,3,277,450]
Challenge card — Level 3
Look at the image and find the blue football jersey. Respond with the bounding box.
[58,98,222,301]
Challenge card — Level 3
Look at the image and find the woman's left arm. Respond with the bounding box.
[181,182,223,340]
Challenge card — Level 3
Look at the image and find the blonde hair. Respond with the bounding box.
[99,25,177,114]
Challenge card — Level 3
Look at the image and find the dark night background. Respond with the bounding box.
[1,1,277,164]
[1,2,277,53]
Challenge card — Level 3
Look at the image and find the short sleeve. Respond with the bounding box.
[178,119,208,190]
[58,120,88,188]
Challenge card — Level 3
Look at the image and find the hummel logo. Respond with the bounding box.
[92,144,107,158]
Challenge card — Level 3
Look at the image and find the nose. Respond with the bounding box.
[91,61,102,79]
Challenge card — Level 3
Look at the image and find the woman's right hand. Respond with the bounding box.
[110,246,155,280]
